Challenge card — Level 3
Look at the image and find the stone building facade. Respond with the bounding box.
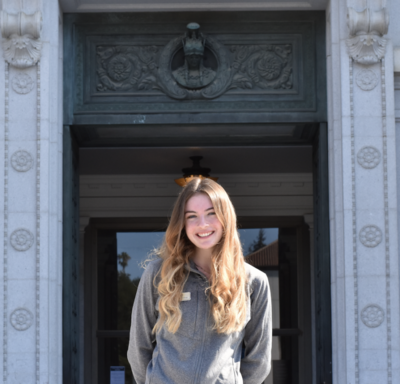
[1,0,400,383]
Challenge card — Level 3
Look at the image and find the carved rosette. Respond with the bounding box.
[10,308,34,331]
[361,305,385,328]
[346,7,389,65]
[10,228,34,251]
[357,147,380,169]
[96,46,152,91]
[359,225,382,248]
[355,70,378,91]
[11,150,34,172]
[1,11,42,68]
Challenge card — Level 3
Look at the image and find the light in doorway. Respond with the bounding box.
[174,156,219,187]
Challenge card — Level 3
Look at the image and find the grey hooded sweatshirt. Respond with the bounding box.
[127,258,272,384]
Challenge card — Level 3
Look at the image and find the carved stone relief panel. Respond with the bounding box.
[95,23,293,100]
[66,12,326,120]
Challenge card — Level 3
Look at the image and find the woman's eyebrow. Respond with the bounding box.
[185,207,214,214]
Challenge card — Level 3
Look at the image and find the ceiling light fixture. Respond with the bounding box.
[174,156,218,187]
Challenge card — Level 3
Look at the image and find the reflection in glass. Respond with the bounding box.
[98,227,300,384]
[97,231,165,384]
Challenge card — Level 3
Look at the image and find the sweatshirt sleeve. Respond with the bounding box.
[127,259,161,384]
[240,271,273,384]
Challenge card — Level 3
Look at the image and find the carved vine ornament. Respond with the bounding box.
[1,11,42,68]
[97,23,293,100]
[346,7,389,65]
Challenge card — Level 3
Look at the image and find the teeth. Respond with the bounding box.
[198,232,212,237]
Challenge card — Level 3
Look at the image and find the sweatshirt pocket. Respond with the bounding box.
[176,290,198,339]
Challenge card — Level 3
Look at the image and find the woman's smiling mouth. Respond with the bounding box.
[197,231,214,238]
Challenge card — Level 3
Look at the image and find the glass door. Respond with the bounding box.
[95,224,311,384]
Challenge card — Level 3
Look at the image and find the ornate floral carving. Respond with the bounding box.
[346,7,389,65]
[12,73,34,94]
[355,69,378,91]
[107,55,134,81]
[1,11,42,68]
[10,308,34,331]
[11,150,33,172]
[10,229,34,251]
[361,305,385,328]
[96,24,292,100]
[97,46,156,92]
[359,225,382,247]
[230,45,292,90]
[357,147,380,169]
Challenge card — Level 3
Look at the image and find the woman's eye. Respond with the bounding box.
[208,212,216,216]
[187,215,196,219]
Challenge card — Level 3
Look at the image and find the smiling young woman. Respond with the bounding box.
[127,178,272,384]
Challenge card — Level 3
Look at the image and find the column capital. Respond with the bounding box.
[346,7,389,65]
[1,11,42,68]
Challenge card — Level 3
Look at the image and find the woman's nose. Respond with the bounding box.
[198,215,209,227]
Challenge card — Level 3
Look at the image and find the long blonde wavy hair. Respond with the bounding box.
[153,177,247,335]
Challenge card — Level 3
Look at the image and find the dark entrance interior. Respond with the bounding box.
[62,10,331,384]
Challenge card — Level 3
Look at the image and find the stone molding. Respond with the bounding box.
[346,4,393,383]
[1,11,42,68]
[346,7,389,65]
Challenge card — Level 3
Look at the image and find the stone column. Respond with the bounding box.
[327,1,400,383]
[0,2,63,383]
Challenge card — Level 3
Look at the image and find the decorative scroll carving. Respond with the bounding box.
[346,7,389,65]
[361,305,385,328]
[10,308,34,331]
[1,11,42,68]
[96,23,292,100]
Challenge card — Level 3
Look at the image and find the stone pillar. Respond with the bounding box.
[327,1,400,383]
[0,2,63,383]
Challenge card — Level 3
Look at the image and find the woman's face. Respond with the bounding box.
[186,54,202,68]
[184,193,223,252]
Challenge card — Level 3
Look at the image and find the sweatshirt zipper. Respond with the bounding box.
[193,276,209,384]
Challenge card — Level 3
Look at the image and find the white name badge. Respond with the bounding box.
[181,292,191,301]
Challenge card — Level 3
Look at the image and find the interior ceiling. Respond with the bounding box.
[80,146,312,175]
[60,0,327,12]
